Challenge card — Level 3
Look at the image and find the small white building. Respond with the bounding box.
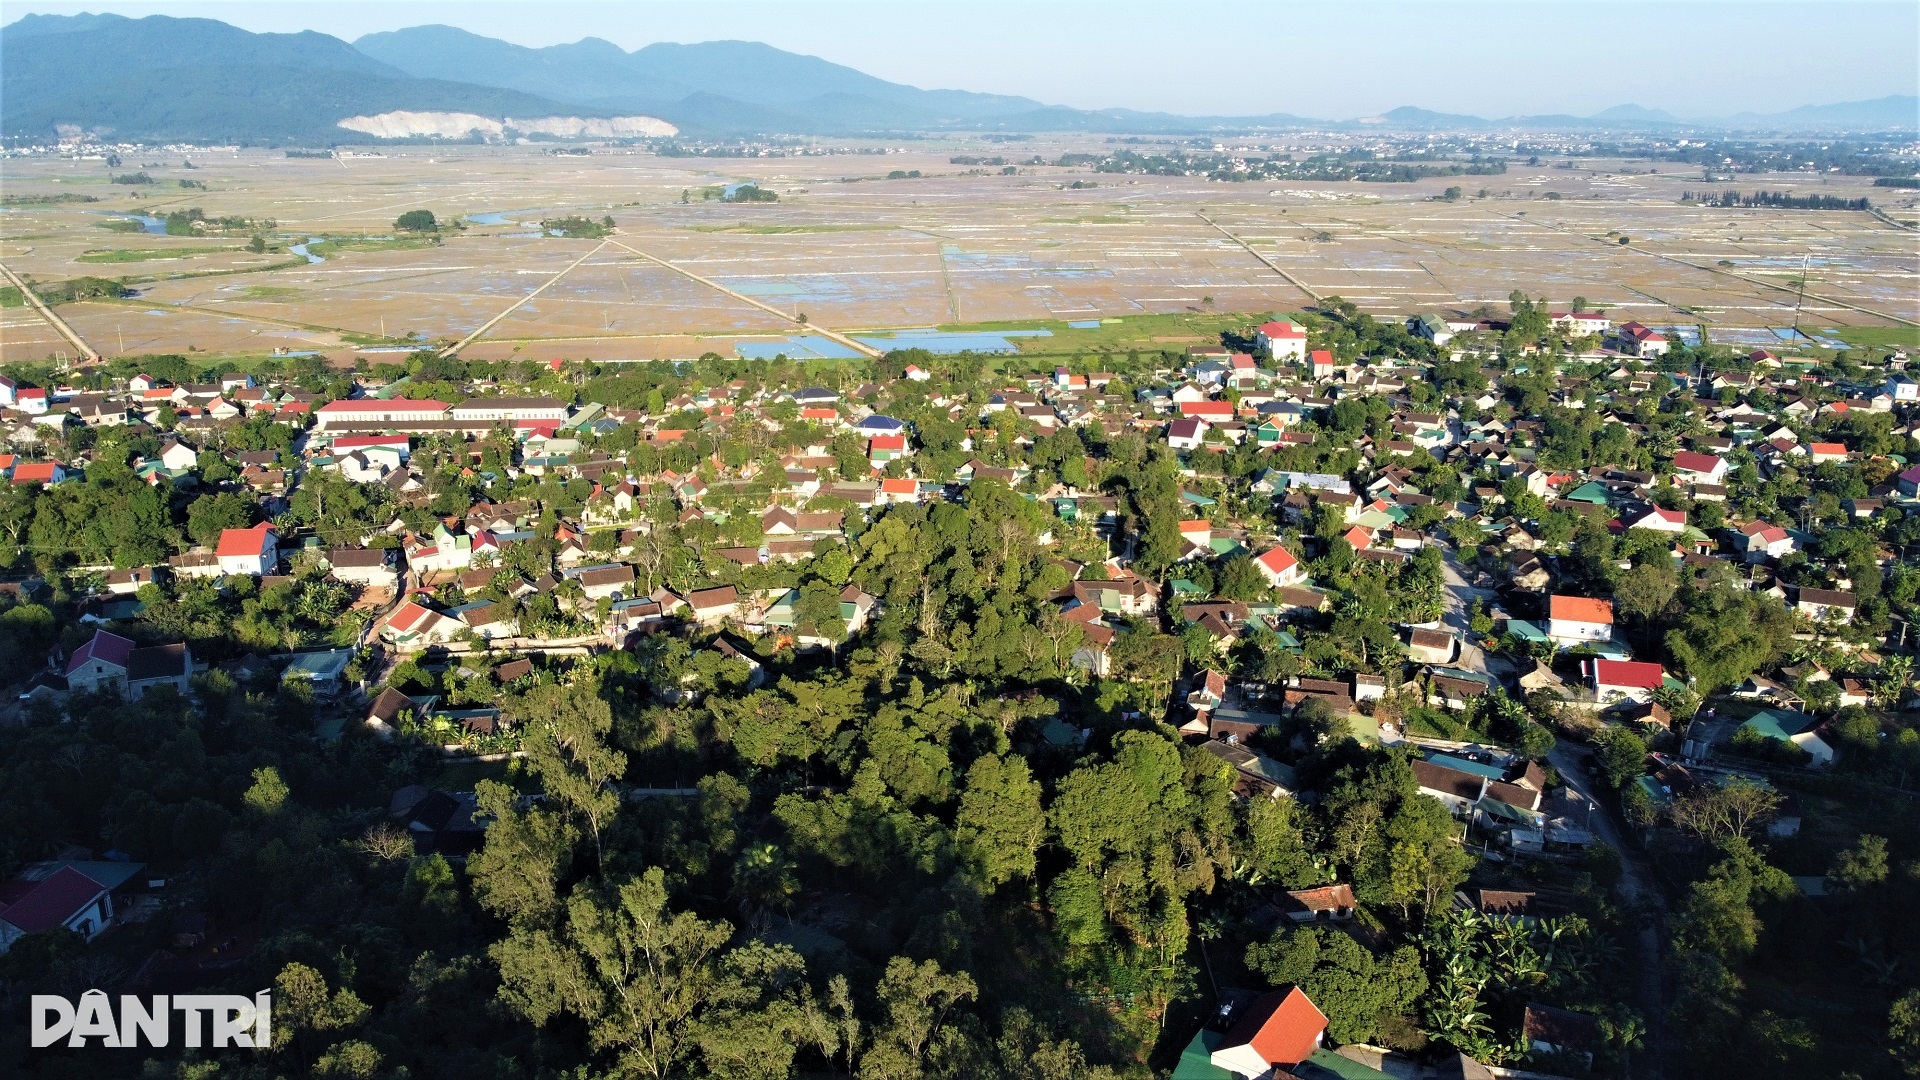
[215,522,278,577]
[1547,594,1613,646]
[1255,320,1309,362]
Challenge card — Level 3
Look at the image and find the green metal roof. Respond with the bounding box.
[1171,1029,1232,1080]
[1300,1048,1396,1080]
[1505,618,1551,643]
[1741,708,1817,741]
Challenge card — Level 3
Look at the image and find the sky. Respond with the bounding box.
[5,1,1917,118]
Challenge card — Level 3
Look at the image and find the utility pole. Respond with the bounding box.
[1790,252,1809,333]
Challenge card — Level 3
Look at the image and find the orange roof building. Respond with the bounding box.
[1209,987,1328,1076]
[1547,594,1614,646]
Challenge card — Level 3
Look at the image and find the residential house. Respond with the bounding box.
[1550,311,1611,336]
[454,601,519,640]
[383,601,460,648]
[1734,521,1795,563]
[572,563,637,601]
[1255,320,1309,362]
[1278,883,1357,924]
[1738,709,1835,766]
[1252,545,1305,588]
[1409,313,1454,346]
[1523,1004,1600,1070]
[877,477,921,504]
[1585,658,1666,705]
[11,461,66,486]
[1671,450,1728,485]
[1208,987,1328,1078]
[1167,417,1210,451]
[65,630,193,699]
[1623,507,1686,534]
[215,522,278,576]
[1796,587,1856,622]
[326,548,398,588]
[1615,322,1669,357]
[1547,594,1613,646]
[1408,627,1457,664]
[0,860,145,953]
[688,586,742,627]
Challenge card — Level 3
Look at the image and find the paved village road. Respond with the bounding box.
[1549,739,1669,1080]
[1435,544,1497,675]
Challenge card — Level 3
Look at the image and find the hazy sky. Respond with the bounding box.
[7,1,1917,118]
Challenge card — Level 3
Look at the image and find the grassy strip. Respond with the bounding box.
[78,246,248,264]
[1828,325,1920,351]
[686,223,894,234]
[886,311,1305,356]
[303,236,442,258]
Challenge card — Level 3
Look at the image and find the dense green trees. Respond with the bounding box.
[1664,584,1797,693]
[1247,925,1426,1044]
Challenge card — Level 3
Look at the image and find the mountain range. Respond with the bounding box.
[3,13,1915,144]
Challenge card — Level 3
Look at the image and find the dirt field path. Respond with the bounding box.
[602,237,883,358]
[0,257,100,360]
[440,238,613,357]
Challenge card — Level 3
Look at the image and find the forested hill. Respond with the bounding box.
[0,14,600,145]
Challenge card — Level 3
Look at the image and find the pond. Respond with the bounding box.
[851,328,1053,355]
[100,211,167,235]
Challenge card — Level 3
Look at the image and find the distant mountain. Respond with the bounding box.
[1,14,1912,143]
[1592,104,1682,123]
[1346,99,1915,134]
[0,13,621,144]
[1718,94,1918,131]
[1357,106,1492,130]
[353,25,1047,133]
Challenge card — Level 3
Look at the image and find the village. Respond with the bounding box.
[1,293,1916,1079]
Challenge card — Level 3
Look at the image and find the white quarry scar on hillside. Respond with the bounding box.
[336,111,678,140]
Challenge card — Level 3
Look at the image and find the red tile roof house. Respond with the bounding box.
[1279,883,1357,924]
[0,862,142,952]
[1255,320,1309,362]
[1178,399,1236,419]
[382,601,460,649]
[65,629,193,699]
[1615,321,1670,357]
[1252,544,1305,588]
[878,477,921,504]
[1547,594,1614,646]
[1734,520,1794,564]
[1670,450,1728,485]
[1209,986,1328,1077]
[9,461,67,486]
[1585,658,1666,705]
[215,521,278,576]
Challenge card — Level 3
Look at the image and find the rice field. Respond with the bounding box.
[0,139,1913,364]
